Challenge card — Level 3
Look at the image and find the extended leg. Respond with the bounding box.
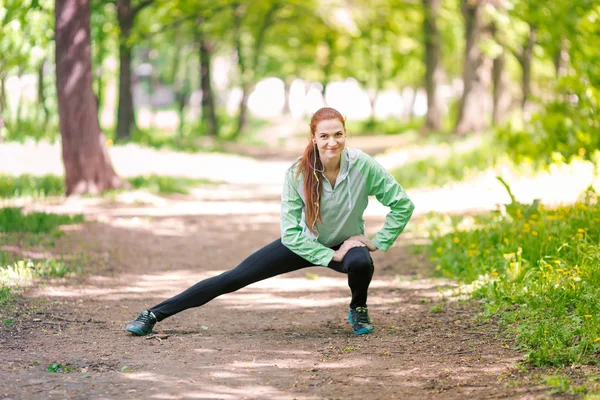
[149,239,311,321]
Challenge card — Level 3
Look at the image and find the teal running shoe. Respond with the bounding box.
[125,310,157,336]
[348,307,374,335]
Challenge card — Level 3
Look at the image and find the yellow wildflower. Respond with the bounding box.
[532,231,538,236]
[595,338,600,343]
[453,237,460,244]
[584,315,592,318]
[436,247,443,253]
[503,238,509,244]
[546,215,558,221]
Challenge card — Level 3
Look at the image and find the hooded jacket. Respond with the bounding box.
[280,147,415,266]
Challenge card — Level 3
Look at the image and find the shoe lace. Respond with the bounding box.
[354,307,371,324]
[135,311,152,323]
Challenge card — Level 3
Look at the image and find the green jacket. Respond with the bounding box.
[280,147,415,266]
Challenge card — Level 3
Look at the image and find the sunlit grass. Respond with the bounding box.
[391,136,517,189]
[425,187,600,366]
[0,173,218,198]
[0,207,84,233]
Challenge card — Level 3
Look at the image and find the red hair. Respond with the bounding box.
[297,107,346,234]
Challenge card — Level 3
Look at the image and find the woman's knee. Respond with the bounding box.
[344,247,374,275]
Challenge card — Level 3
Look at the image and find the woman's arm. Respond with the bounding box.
[363,155,415,252]
[280,168,336,266]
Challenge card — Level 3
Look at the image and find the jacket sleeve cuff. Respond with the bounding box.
[319,248,336,266]
[371,238,390,252]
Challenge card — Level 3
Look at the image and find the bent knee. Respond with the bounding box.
[344,247,374,275]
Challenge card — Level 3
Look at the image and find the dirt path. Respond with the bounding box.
[0,182,559,400]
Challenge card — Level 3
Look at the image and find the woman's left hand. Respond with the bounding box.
[348,235,378,252]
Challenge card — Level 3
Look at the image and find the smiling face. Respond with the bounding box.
[313,118,346,165]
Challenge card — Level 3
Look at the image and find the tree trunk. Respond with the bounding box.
[282,79,291,115]
[234,2,279,136]
[55,0,127,196]
[198,28,218,137]
[553,37,569,78]
[237,85,250,138]
[116,0,136,141]
[492,49,511,125]
[38,58,50,125]
[423,0,444,131]
[455,0,489,135]
[371,90,379,127]
[519,24,536,111]
[16,69,24,125]
[0,74,4,140]
[0,74,6,113]
[491,21,510,126]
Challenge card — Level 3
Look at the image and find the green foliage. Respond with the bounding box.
[0,286,12,306]
[391,136,517,189]
[0,174,64,198]
[0,174,218,198]
[46,363,72,373]
[497,72,600,166]
[0,207,83,234]
[2,117,60,143]
[428,187,600,366]
[127,174,217,195]
[0,259,74,286]
[495,3,600,167]
[345,117,423,136]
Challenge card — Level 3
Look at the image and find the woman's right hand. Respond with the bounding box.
[332,238,365,262]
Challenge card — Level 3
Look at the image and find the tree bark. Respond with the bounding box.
[55,0,127,196]
[38,58,50,125]
[491,23,510,126]
[198,27,218,137]
[423,0,444,131]
[116,0,136,141]
[237,85,250,138]
[282,79,291,115]
[455,0,490,135]
[519,24,536,111]
[492,49,511,125]
[234,2,279,136]
[553,37,569,78]
[16,69,24,126]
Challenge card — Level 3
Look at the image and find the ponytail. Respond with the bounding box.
[297,143,323,234]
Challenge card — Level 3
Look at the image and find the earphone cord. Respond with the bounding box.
[312,144,324,234]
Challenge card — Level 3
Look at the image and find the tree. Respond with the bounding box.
[55,0,127,195]
[455,0,491,134]
[115,0,154,141]
[423,0,445,131]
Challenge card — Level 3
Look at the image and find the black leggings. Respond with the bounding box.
[149,238,374,321]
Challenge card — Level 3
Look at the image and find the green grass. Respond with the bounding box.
[126,174,217,195]
[391,136,518,189]
[0,174,64,198]
[0,173,217,198]
[345,117,424,136]
[425,187,600,366]
[0,208,87,317]
[0,207,84,233]
[0,286,13,306]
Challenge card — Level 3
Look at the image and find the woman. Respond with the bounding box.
[126,107,414,336]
